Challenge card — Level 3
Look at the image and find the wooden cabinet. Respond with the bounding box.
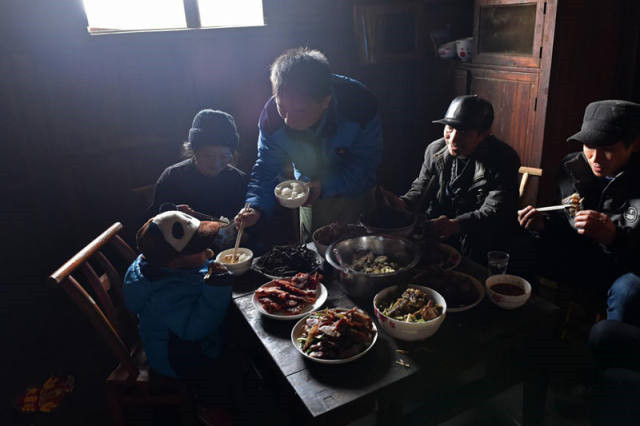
[453,0,640,204]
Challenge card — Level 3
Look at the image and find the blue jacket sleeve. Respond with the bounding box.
[320,114,383,198]
[245,129,289,215]
[163,282,232,341]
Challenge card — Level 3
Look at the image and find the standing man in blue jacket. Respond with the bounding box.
[235,47,383,242]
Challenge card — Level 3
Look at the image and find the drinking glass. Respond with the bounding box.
[487,251,510,275]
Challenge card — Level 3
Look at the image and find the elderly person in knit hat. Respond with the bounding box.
[150,109,248,222]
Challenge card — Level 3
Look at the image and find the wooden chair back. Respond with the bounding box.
[49,222,139,379]
[518,166,543,202]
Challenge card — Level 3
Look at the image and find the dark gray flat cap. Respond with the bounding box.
[567,100,640,146]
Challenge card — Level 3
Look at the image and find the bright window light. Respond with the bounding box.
[83,0,186,31]
[82,0,264,34]
[197,0,264,28]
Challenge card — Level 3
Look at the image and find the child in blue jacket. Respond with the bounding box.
[124,210,233,379]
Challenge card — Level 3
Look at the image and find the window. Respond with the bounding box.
[82,0,264,34]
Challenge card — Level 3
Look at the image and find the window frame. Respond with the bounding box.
[84,0,265,36]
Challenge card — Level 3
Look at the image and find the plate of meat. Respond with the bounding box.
[253,272,328,320]
[291,307,378,364]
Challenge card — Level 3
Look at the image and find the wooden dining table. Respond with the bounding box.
[231,256,561,426]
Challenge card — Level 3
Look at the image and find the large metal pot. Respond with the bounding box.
[325,235,421,299]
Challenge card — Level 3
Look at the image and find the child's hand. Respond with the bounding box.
[204,262,231,285]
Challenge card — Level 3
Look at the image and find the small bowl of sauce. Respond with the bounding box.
[485,274,531,310]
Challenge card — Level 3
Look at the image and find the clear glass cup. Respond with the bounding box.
[487,251,510,275]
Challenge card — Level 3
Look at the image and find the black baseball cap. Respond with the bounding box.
[433,95,494,131]
[567,100,640,146]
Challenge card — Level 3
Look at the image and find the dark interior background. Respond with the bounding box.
[1,0,638,423]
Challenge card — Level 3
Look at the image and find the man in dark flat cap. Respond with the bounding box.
[385,95,521,264]
[519,100,640,322]
[519,99,640,426]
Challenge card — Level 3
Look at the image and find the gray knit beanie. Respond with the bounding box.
[188,109,239,151]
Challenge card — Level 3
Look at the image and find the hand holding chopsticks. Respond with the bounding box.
[232,203,251,262]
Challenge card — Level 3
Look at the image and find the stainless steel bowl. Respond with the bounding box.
[325,235,421,298]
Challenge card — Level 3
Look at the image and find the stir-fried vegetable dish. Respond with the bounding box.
[298,308,375,359]
[378,288,443,322]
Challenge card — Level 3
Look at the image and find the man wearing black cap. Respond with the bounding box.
[386,95,521,262]
[518,100,640,315]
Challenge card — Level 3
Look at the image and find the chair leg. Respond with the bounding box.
[105,385,126,426]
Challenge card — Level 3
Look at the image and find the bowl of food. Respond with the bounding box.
[325,235,421,298]
[485,274,531,310]
[215,248,253,275]
[312,223,369,257]
[253,244,321,279]
[374,285,446,341]
[292,307,377,364]
[274,179,309,208]
[360,205,416,237]
[412,270,484,312]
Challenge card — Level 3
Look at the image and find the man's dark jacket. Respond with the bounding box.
[401,136,520,261]
[546,152,640,276]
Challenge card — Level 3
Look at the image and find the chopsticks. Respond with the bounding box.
[232,202,251,262]
[536,204,574,212]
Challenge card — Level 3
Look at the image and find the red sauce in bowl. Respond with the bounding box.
[490,283,525,296]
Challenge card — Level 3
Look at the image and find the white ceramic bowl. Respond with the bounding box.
[373,284,446,342]
[215,248,253,275]
[291,308,378,364]
[438,41,458,59]
[485,274,531,310]
[274,180,309,208]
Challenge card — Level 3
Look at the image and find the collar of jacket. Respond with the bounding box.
[432,136,492,183]
[564,151,639,187]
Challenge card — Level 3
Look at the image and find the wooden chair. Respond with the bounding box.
[48,222,195,426]
[518,166,543,201]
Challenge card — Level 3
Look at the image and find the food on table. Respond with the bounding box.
[255,244,320,277]
[414,271,479,309]
[220,252,251,264]
[421,243,460,270]
[275,181,306,200]
[314,223,368,245]
[377,288,443,322]
[256,272,322,315]
[349,251,398,274]
[489,283,525,296]
[298,308,376,360]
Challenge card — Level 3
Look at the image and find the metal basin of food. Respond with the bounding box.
[325,235,421,298]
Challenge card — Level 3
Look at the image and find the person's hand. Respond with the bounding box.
[234,206,261,229]
[303,180,322,206]
[518,205,545,231]
[428,215,460,240]
[379,187,407,210]
[574,210,616,245]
